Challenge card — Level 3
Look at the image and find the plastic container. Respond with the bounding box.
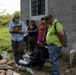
[26,68,35,75]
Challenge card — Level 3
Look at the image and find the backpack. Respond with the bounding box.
[38,45,49,59]
[54,21,68,47]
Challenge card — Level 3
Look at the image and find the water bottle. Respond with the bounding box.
[26,68,35,75]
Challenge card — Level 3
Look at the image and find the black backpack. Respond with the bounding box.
[38,45,49,59]
[54,21,68,47]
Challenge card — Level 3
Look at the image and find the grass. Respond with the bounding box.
[0,27,27,58]
[1,27,76,75]
[0,27,12,54]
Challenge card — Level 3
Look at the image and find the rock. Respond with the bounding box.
[7,61,15,66]
[0,70,6,74]
[0,59,7,64]
[3,55,11,61]
[10,65,16,71]
[64,69,75,75]
[6,69,14,75]
[13,72,21,75]
[0,72,5,75]
[15,64,19,68]
[0,64,11,70]
[18,65,26,71]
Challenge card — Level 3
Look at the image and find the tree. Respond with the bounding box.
[0,9,9,15]
[0,11,21,27]
[13,11,21,16]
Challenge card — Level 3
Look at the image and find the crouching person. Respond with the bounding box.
[19,39,49,69]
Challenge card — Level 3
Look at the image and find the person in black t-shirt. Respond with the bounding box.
[28,20,38,44]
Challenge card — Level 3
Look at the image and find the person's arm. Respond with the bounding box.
[27,26,31,32]
[17,22,25,34]
[30,47,38,60]
[9,22,17,34]
[58,30,64,46]
[31,28,38,32]
[30,25,38,32]
[56,22,64,46]
[10,29,17,34]
[42,25,47,41]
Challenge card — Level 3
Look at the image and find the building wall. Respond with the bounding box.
[48,0,76,54]
[21,0,76,54]
[21,0,30,22]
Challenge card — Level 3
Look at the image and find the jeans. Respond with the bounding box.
[48,45,62,75]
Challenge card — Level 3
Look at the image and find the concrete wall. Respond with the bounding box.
[21,0,30,22]
[21,0,76,54]
[48,0,76,54]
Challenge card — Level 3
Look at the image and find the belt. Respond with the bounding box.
[48,44,57,46]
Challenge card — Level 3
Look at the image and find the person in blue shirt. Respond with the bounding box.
[9,14,25,65]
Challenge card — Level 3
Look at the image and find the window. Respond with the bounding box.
[31,0,45,16]
[29,0,48,20]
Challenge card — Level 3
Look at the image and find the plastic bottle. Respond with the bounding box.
[26,68,35,75]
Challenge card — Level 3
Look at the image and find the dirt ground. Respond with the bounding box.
[19,54,76,75]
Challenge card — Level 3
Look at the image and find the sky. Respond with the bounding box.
[0,0,20,14]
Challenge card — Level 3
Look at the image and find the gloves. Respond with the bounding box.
[23,53,30,61]
[24,54,30,58]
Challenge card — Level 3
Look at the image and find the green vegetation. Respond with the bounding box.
[0,10,21,27]
[0,27,12,54]
[0,10,21,57]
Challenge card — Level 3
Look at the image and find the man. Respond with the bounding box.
[44,14,64,75]
[9,14,25,65]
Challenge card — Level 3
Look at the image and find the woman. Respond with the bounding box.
[28,20,38,46]
[9,14,25,65]
[37,17,47,45]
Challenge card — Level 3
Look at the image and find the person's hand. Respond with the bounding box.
[27,30,32,32]
[37,41,40,44]
[17,30,23,34]
[10,28,18,33]
[29,30,33,32]
[17,30,21,32]
[24,54,30,58]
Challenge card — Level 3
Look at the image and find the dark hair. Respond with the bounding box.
[41,17,44,21]
[26,20,29,23]
[12,18,15,22]
[44,14,53,21]
[28,39,36,51]
[31,20,35,23]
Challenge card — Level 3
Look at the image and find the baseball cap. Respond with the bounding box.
[14,14,20,19]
